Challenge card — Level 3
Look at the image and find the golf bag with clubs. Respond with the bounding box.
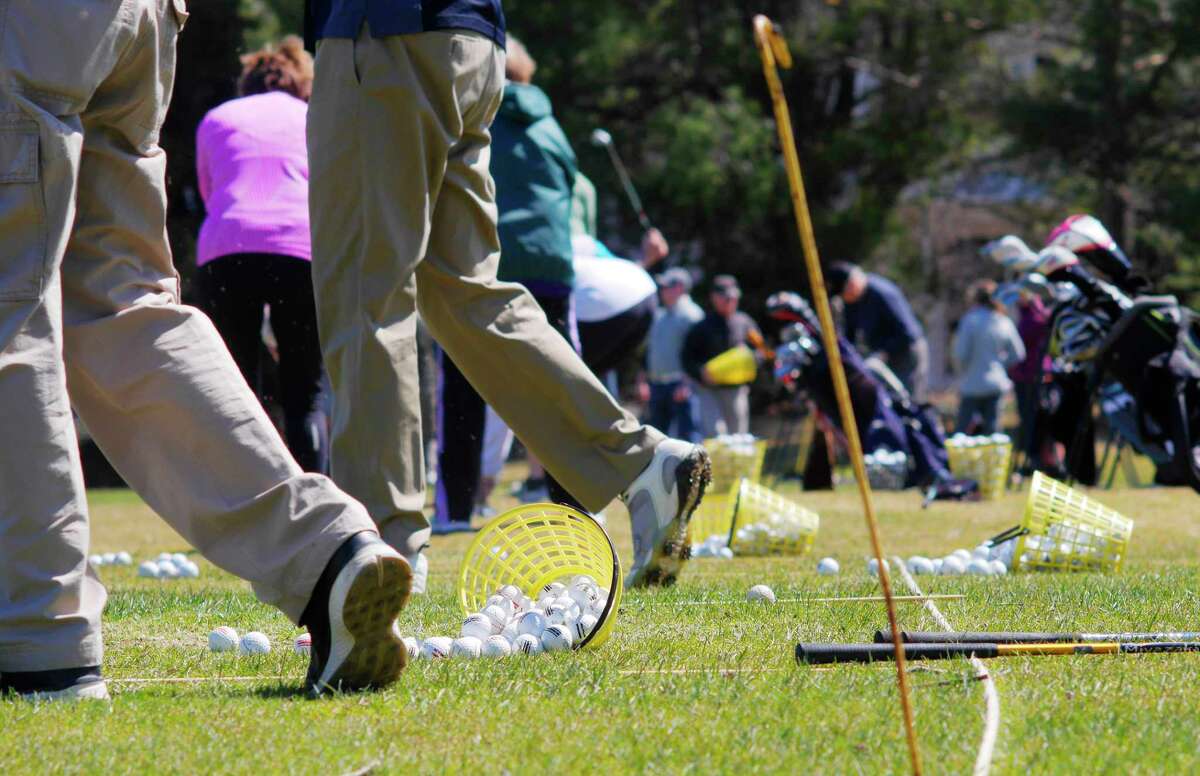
[766,292,973,498]
[1015,216,1200,493]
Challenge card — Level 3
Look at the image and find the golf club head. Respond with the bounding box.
[994,282,1023,308]
[590,128,613,147]
[980,235,1038,273]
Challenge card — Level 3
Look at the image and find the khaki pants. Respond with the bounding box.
[696,385,751,437]
[308,29,662,551]
[0,0,375,673]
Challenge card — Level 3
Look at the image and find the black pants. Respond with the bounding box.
[195,253,329,473]
[578,293,657,375]
[437,292,584,522]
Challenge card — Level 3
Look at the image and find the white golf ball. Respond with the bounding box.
[932,558,944,574]
[717,547,734,560]
[952,549,972,563]
[239,631,271,655]
[512,633,543,655]
[546,603,576,627]
[567,583,601,610]
[451,636,483,659]
[208,626,239,653]
[420,636,453,660]
[516,610,548,638]
[539,582,566,601]
[972,545,991,560]
[988,560,1008,576]
[497,584,524,602]
[102,552,117,565]
[156,552,173,563]
[482,604,510,631]
[115,551,133,566]
[178,560,200,578]
[571,574,597,588]
[573,614,598,643]
[157,560,180,579]
[588,596,608,617]
[747,584,776,603]
[867,558,890,577]
[941,556,966,576]
[171,553,189,566]
[541,624,573,652]
[460,613,493,641]
[294,632,312,656]
[482,635,512,658]
[817,557,840,576]
[501,620,520,642]
[137,560,161,578]
[402,636,420,660]
[966,558,992,576]
[89,554,103,567]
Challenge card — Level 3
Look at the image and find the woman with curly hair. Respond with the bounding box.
[194,37,328,472]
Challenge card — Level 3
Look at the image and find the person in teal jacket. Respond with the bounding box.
[436,35,583,529]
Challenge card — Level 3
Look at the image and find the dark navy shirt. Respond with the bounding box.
[306,0,505,48]
[843,273,925,358]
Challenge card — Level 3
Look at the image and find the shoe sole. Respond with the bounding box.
[629,447,712,588]
[312,550,412,695]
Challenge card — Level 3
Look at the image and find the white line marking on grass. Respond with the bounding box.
[627,594,965,608]
[891,557,999,776]
[110,675,294,685]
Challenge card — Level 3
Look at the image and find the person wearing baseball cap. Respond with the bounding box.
[681,275,762,436]
[645,269,704,440]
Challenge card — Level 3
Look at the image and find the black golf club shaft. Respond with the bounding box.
[873,629,1200,645]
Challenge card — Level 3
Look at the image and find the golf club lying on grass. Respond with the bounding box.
[874,630,1200,645]
[590,127,653,231]
[796,641,1200,664]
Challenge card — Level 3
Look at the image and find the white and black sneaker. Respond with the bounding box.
[300,532,412,696]
[0,666,110,702]
[620,439,711,588]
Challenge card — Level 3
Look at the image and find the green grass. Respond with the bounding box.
[4,479,1200,774]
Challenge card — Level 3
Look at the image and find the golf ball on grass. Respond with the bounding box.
[747,584,776,603]
[482,635,512,658]
[115,551,132,565]
[817,557,840,576]
[420,637,453,660]
[541,624,573,652]
[867,558,890,577]
[940,556,966,576]
[988,559,1008,575]
[461,613,493,641]
[451,636,483,659]
[208,626,239,653]
[966,558,993,576]
[137,561,161,578]
[294,632,312,656]
[517,611,548,638]
[239,631,271,655]
[402,636,420,660]
[513,634,542,655]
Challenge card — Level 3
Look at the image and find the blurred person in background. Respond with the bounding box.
[194,37,328,473]
[645,268,703,440]
[1009,288,1052,469]
[682,275,761,436]
[827,261,929,402]
[951,280,1025,435]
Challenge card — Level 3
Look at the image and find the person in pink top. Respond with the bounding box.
[194,37,327,472]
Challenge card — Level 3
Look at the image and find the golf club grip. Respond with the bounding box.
[877,630,1200,645]
[796,642,999,664]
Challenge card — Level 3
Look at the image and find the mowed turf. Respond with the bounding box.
[3,480,1199,774]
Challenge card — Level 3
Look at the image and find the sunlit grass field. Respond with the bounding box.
[3,477,1199,773]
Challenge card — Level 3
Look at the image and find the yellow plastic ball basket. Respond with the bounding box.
[706,436,768,494]
[727,478,819,556]
[689,479,740,544]
[945,440,1012,499]
[703,345,757,385]
[1013,471,1133,573]
[457,503,622,650]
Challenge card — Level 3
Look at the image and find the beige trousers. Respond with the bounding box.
[308,29,662,551]
[0,0,376,672]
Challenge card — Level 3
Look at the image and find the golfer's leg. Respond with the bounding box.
[414,41,661,512]
[60,3,374,622]
[696,388,724,437]
[0,84,102,672]
[731,386,751,434]
[309,32,435,559]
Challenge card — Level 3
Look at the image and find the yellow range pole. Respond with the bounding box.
[752,15,923,776]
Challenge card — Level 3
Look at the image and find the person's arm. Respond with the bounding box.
[639,228,668,268]
[1002,317,1026,367]
[681,321,708,383]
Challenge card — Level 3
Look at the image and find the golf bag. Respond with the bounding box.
[767,292,961,491]
[1039,256,1200,493]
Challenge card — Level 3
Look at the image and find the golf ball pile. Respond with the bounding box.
[137,552,200,580]
[691,534,735,559]
[864,449,908,491]
[733,512,814,555]
[710,433,760,456]
[946,432,1012,448]
[416,576,610,660]
[88,551,133,568]
[902,541,1014,577]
